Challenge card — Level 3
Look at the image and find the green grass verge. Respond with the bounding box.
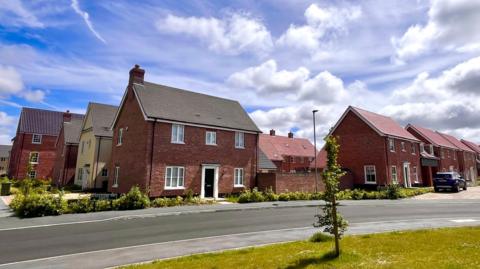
[123,226,480,269]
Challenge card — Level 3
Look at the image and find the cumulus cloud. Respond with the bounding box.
[392,0,480,62]
[0,111,16,145]
[227,59,348,104]
[277,3,361,57]
[21,89,46,103]
[0,0,44,28]
[71,0,106,43]
[0,65,46,103]
[156,12,273,56]
[383,56,480,141]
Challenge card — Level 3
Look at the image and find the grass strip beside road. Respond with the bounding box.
[124,226,480,269]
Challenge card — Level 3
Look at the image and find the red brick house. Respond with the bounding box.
[52,118,83,186]
[109,65,261,198]
[438,132,477,184]
[461,139,480,179]
[8,108,83,180]
[405,124,458,186]
[259,129,315,172]
[329,106,422,188]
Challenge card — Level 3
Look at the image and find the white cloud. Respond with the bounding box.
[392,0,480,62]
[21,89,46,103]
[71,0,107,44]
[0,0,44,28]
[0,111,16,145]
[227,59,348,104]
[277,3,361,57]
[0,65,24,95]
[155,12,273,55]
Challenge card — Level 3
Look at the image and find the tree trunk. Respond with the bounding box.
[332,195,340,257]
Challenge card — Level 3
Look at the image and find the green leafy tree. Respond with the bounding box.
[314,136,348,257]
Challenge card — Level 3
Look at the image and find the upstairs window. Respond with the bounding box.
[447,150,451,159]
[171,124,184,143]
[389,138,395,152]
[420,143,425,153]
[453,151,456,160]
[235,132,245,148]
[77,168,83,181]
[364,165,376,184]
[441,149,445,159]
[117,128,123,146]
[29,152,39,164]
[429,145,434,155]
[206,131,217,145]
[401,142,406,152]
[32,134,42,144]
[411,143,416,155]
[234,168,244,187]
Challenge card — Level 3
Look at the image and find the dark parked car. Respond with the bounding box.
[433,172,467,192]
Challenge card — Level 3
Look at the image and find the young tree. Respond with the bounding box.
[314,135,348,257]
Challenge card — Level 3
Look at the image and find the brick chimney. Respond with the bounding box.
[63,110,72,122]
[129,64,145,85]
[288,131,294,138]
[269,129,276,136]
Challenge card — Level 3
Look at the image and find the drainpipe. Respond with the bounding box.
[94,137,102,190]
[63,145,70,185]
[148,121,155,193]
[384,137,390,187]
[15,133,25,179]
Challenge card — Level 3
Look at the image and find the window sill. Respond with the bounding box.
[165,187,185,190]
[235,146,245,149]
[30,162,38,165]
[171,141,185,144]
[206,143,217,146]
[116,144,122,147]
[32,142,42,145]
[234,184,245,188]
[364,181,377,184]
[112,184,118,188]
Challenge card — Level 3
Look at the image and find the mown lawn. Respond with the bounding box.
[124,226,480,269]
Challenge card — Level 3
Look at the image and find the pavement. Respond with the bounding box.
[0,197,10,218]
[413,185,480,200]
[0,198,479,269]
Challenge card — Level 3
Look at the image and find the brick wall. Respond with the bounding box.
[109,86,258,197]
[9,133,58,180]
[257,172,323,193]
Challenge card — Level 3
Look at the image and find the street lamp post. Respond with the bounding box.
[312,109,319,193]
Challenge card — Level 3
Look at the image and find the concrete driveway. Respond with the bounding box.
[413,186,480,200]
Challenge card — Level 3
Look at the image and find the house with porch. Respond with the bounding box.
[405,124,458,186]
[8,108,83,180]
[52,118,83,186]
[108,65,261,198]
[438,132,477,184]
[329,106,422,188]
[75,103,118,190]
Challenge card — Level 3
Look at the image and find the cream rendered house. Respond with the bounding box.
[75,103,118,190]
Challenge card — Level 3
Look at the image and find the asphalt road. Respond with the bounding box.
[0,199,479,268]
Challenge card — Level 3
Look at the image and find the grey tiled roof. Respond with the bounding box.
[63,119,83,144]
[89,103,118,138]
[258,149,277,170]
[133,82,260,132]
[0,145,11,157]
[18,107,84,136]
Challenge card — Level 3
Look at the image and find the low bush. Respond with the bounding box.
[386,184,402,199]
[69,198,93,213]
[114,186,150,210]
[309,232,333,242]
[10,193,67,218]
[238,188,266,203]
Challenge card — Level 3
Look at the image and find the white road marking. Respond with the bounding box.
[449,219,478,223]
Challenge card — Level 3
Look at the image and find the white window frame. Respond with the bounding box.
[411,143,416,155]
[101,168,108,177]
[413,166,419,183]
[117,128,124,146]
[420,143,425,153]
[447,150,450,159]
[453,151,456,160]
[32,134,42,144]
[235,132,245,149]
[391,165,398,184]
[171,124,185,144]
[401,142,406,152]
[165,166,185,189]
[429,144,434,155]
[364,165,376,184]
[29,152,39,164]
[113,166,120,187]
[441,149,445,159]
[389,138,395,152]
[28,170,37,179]
[206,131,217,145]
[234,168,244,187]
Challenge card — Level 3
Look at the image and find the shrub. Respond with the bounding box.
[351,189,365,200]
[309,232,333,243]
[311,192,324,200]
[69,198,93,213]
[168,196,184,207]
[386,184,402,199]
[278,192,290,201]
[184,189,194,203]
[264,187,279,201]
[152,197,169,207]
[114,186,150,210]
[10,193,67,218]
[238,188,265,203]
[337,190,352,200]
[93,200,113,212]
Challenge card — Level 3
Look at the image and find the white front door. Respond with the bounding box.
[201,164,219,199]
[403,163,411,188]
[82,167,89,190]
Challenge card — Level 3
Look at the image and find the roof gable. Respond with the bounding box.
[406,124,457,149]
[437,132,474,152]
[461,139,480,154]
[18,107,84,136]
[89,103,118,137]
[133,82,260,132]
[63,119,84,144]
[259,134,315,161]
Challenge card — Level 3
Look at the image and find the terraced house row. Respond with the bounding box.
[6,65,480,197]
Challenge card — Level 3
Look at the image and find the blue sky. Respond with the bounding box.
[1,0,480,145]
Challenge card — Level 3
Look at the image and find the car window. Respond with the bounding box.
[435,174,452,179]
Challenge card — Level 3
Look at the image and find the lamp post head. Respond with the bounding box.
[312,109,318,113]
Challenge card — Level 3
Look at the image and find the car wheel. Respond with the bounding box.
[463,184,467,191]
[434,187,439,192]
[453,186,459,193]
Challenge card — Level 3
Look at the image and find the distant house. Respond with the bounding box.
[75,103,118,190]
[8,108,83,180]
[461,139,480,179]
[52,119,83,186]
[438,132,477,184]
[329,106,422,188]
[405,124,457,186]
[0,145,12,177]
[258,129,315,173]
[109,65,261,198]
